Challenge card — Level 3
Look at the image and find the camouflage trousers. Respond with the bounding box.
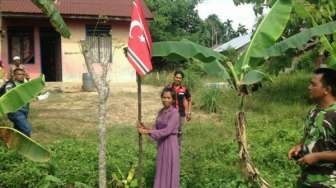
[297,172,336,188]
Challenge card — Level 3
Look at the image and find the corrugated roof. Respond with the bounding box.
[1,0,153,19]
[214,33,252,52]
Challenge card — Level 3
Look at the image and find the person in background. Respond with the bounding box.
[137,87,180,188]
[167,70,192,148]
[9,56,30,81]
[6,68,32,136]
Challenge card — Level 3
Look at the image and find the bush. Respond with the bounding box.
[197,88,225,113]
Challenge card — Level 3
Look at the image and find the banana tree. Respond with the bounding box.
[31,0,70,38]
[153,0,293,187]
[254,0,336,68]
[0,75,51,162]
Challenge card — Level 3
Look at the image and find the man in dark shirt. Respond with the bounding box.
[288,68,336,188]
[6,68,32,137]
[167,70,192,148]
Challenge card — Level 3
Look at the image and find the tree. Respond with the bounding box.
[144,0,249,49]
[144,0,202,41]
[79,18,124,188]
[237,24,248,35]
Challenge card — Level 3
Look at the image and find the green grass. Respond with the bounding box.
[0,71,313,187]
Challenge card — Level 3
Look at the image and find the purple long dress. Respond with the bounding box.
[150,106,180,188]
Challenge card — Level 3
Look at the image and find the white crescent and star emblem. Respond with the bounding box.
[129,20,146,43]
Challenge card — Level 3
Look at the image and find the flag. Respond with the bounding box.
[127,0,153,76]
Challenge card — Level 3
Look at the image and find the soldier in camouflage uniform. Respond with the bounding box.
[288,68,336,188]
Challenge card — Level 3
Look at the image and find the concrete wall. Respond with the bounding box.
[61,19,135,83]
[1,18,136,83]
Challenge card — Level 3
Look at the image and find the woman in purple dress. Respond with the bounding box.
[137,87,180,188]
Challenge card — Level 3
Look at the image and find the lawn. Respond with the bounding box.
[0,71,312,188]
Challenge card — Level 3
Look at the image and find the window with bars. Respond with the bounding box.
[85,25,112,63]
[8,27,35,64]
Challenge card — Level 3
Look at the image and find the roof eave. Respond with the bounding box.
[2,12,154,21]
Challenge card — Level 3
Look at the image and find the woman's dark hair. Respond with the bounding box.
[314,68,336,97]
[174,70,184,79]
[161,87,176,102]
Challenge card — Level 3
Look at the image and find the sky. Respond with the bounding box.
[196,0,256,32]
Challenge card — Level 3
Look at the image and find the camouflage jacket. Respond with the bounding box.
[299,104,336,188]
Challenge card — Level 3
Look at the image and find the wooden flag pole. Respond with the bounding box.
[137,73,144,188]
[124,47,144,188]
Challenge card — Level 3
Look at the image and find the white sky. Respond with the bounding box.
[196,0,256,32]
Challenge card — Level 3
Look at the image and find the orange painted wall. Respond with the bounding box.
[61,19,135,83]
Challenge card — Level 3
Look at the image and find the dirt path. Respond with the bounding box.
[29,82,217,142]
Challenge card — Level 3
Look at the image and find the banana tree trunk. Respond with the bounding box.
[236,96,271,188]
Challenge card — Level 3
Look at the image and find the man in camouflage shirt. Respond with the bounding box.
[288,68,336,188]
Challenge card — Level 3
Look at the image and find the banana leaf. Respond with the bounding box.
[31,0,71,38]
[242,70,272,85]
[0,75,45,117]
[290,1,336,63]
[0,127,50,162]
[201,60,231,81]
[253,21,336,57]
[236,0,292,71]
[152,39,227,63]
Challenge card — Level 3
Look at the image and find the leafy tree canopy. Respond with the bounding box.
[145,0,248,47]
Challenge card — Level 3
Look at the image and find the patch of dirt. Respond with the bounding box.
[30,82,218,142]
[30,82,161,141]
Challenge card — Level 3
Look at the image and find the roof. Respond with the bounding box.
[213,33,252,52]
[1,0,153,19]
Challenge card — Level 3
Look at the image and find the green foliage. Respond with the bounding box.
[31,0,71,38]
[145,0,248,47]
[255,21,336,58]
[296,50,318,71]
[183,69,201,92]
[0,75,50,162]
[0,72,313,188]
[222,48,240,62]
[152,40,226,63]
[0,127,51,162]
[237,0,293,71]
[264,55,294,75]
[144,0,202,42]
[111,163,138,188]
[0,75,45,117]
[197,88,225,113]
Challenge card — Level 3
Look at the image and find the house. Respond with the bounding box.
[213,33,252,53]
[0,0,153,82]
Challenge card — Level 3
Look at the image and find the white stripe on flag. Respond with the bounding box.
[127,48,149,75]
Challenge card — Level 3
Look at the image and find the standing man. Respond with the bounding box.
[288,68,336,188]
[6,68,32,137]
[167,70,192,148]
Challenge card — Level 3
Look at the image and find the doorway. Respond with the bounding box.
[40,28,62,81]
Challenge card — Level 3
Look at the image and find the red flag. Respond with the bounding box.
[127,0,153,76]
